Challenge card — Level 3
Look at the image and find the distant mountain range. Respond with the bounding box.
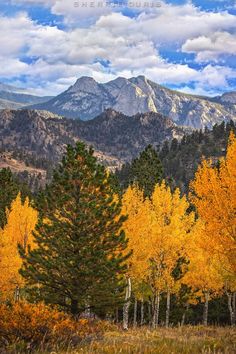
[0,82,53,110]
[29,76,236,129]
[0,109,187,167]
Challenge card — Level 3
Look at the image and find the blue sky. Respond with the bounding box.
[0,0,236,96]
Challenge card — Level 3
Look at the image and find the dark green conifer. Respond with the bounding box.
[20,142,129,315]
[0,168,22,228]
[117,145,163,197]
[129,145,163,197]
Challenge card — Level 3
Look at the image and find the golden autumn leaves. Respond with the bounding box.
[190,132,236,278]
[0,194,38,300]
[122,182,194,295]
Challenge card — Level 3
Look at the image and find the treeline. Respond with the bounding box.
[0,133,235,328]
[117,120,236,192]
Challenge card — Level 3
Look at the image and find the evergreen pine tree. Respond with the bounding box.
[117,145,163,197]
[129,145,163,197]
[20,142,129,315]
[0,168,22,228]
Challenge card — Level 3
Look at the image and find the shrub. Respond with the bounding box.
[0,302,112,352]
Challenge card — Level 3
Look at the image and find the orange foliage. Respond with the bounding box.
[0,302,112,351]
[190,132,236,278]
[0,193,38,300]
[122,182,195,299]
[183,220,224,301]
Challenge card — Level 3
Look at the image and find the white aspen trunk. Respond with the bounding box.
[203,291,209,326]
[123,277,132,330]
[141,298,144,326]
[115,307,119,323]
[181,303,189,326]
[85,300,91,318]
[181,310,186,327]
[133,298,138,327]
[148,301,152,327]
[227,292,235,326]
[233,292,236,326]
[165,290,171,328]
[156,292,160,327]
[152,291,160,329]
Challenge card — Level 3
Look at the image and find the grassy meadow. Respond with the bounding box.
[56,326,236,354]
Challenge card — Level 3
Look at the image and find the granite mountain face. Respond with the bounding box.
[213,91,236,106]
[29,76,236,129]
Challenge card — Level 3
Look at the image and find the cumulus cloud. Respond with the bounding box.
[0,12,34,56]
[1,2,236,96]
[198,65,236,88]
[0,58,28,77]
[182,32,236,62]
[12,1,236,33]
[11,0,112,23]
[137,2,236,45]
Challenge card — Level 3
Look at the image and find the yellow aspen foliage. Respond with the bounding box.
[0,193,38,300]
[122,182,195,302]
[149,181,195,295]
[122,185,153,281]
[183,220,223,300]
[190,132,236,276]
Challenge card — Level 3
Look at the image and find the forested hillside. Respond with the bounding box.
[117,120,236,191]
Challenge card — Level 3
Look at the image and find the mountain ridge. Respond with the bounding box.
[0,82,53,110]
[0,108,186,165]
[28,76,236,129]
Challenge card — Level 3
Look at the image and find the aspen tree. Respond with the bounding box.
[0,193,38,300]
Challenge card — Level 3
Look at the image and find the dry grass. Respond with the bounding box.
[61,326,236,354]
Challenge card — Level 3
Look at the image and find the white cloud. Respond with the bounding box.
[198,65,236,87]
[12,0,236,31]
[179,65,236,97]
[52,0,111,23]
[11,0,112,23]
[178,86,220,98]
[143,64,198,85]
[0,12,34,56]
[182,32,236,62]
[0,57,28,77]
[1,3,236,96]
[137,2,236,45]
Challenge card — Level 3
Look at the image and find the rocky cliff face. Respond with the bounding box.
[215,91,236,104]
[29,76,236,129]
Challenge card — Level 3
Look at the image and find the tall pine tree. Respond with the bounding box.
[117,145,163,197]
[20,143,129,315]
[0,168,19,228]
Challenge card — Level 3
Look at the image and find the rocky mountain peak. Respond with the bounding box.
[130,75,148,85]
[109,77,130,87]
[218,91,236,104]
[67,76,99,93]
